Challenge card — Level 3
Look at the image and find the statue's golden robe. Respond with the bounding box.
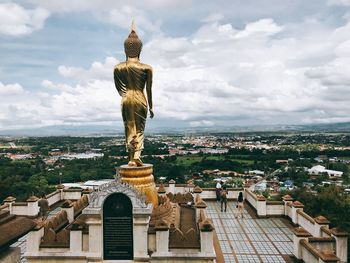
[114,61,153,153]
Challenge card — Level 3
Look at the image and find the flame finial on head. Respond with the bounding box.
[124,20,142,58]
[131,20,136,32]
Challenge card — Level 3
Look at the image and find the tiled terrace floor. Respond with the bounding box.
[206,201,294,263]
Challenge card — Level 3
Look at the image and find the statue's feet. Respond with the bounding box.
[128,159,143,166]
[128,160,137,166]
[134,158,143,167]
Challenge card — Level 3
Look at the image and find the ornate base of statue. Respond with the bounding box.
[118,164,158,207]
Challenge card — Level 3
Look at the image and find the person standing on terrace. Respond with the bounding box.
[38,194,49,221]
[220,186,228,212]
[235,191,244,218]
[215,180,222,202]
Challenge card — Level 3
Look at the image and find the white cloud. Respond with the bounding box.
[0,80,120,129]
[0,57,119,129]
[3,15,350,129]
[27,0,190,12]
[58,57,119,81]
[45,80,119,123]
[192,22,236,44]
[41,80,76,93]
[235,18,283,38]
[0,58,121,129]
[0,3,49,36]
[26,0,188,33]
[141,18,350,125]
[106,6,160,33]
[202,13,225,23]
[328,0,350,6]
[0,82,26,95]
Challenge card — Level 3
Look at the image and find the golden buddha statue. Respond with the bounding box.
[114,22,154,167]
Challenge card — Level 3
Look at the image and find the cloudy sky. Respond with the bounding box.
[1,0,350,132]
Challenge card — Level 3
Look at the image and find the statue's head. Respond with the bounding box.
[124,21,142,58]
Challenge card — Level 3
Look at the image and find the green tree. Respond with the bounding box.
[166,165,185,183]
[28,174,51,196]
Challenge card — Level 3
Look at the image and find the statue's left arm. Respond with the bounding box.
[146,66,154,118]
[114,66,126,97]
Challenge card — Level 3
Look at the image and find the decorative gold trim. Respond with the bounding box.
[119,164,158,207]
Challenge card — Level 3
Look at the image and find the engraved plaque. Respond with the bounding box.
[103,193,133,260]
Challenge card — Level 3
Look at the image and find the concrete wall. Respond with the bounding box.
[11,203,28,215]
[62,190,82,200]
[245,190,258,210]
[286,204,292,218]
[5,189,82,217]
[46,191,61,206]
[266,203,284,215]
[27,257,87,263]
[300,245,319,263]
[297,211,315,235]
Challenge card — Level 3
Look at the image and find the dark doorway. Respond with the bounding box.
[103,193,133,260]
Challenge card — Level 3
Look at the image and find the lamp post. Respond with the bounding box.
[58,157,62,185]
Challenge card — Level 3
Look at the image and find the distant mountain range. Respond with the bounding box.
[0,122,350,137]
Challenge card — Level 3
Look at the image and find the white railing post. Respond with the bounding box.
[168,179,176,194]
[331,228,348,263]
[292,227,311,260]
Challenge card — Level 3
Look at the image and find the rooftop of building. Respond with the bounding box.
[1,182,347,263]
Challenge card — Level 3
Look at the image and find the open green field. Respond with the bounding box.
[339,157,350,160]
[175,155,254,166]
[175,156,202,166]
[0,144,32,150]
[231,158,254,165]
[0,145,12,149]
